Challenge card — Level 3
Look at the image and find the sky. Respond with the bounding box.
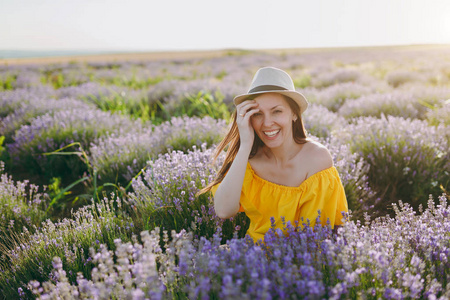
[1,0,450,52]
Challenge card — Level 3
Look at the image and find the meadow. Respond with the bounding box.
[0,46,449,299]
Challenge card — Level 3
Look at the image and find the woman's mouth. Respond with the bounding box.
[263,129,280,138]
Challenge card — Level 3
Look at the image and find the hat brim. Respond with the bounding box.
[233,90,309,114]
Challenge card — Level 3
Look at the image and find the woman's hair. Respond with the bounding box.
[198,95,307,195]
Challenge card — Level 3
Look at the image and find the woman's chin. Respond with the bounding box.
[261,137,283,149]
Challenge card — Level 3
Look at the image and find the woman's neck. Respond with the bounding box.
[261,140,304,166]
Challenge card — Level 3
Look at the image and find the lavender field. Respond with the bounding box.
[0,46,449,299]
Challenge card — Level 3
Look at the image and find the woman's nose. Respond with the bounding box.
[263,115,274,126]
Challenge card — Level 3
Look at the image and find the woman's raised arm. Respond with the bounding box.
[213,100,259,219]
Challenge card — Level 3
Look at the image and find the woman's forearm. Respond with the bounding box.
[213,145,252,219]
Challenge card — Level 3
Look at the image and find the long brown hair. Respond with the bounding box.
[198,95,307,195]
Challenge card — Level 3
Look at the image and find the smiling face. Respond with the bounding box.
[250,93,298,149]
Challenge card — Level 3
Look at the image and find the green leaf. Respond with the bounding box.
[0,136,5,155]
[46,176,90,213]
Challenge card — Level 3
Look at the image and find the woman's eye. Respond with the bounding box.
[274,110,282,113]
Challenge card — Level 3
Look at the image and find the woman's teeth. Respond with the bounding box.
[264,130,280,137]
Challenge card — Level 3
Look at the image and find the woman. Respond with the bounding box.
[200,67,348,242]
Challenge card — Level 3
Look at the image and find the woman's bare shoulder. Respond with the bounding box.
[301,140,333,176]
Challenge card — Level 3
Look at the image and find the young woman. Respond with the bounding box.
[200,67,348,242]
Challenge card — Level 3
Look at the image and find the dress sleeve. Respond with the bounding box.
[297,167,348,228]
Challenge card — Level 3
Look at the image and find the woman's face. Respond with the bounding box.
[250,93,297,149]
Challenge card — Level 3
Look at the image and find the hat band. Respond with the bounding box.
[248,85,288,93]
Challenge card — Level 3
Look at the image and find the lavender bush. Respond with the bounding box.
[7,107,140,182]
[57,82,116,100]
[145,79,178,105]
[338,92,421,119]
[385,70,422,88]
[312,68,363,87]
[302,82,377,112]
[0,162,48,243]
[427,99,450,126]
[40,64,92,89]
[29,195,450,299]
[397,84,450,108]
[58,81,231,124]
[320,138,376,220]
[0,86,56,118]
[0,197,133,299]
[162,116,227,153]
[13,69,44,89]
[303,104,347,138]
[331,115,449,216]
[149,82,232,123]
[129,144,249,241]
[58,82,151,120]
[0,97,93,142]
[90,116,226,186]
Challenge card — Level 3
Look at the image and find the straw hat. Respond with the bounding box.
[233,67,308,114]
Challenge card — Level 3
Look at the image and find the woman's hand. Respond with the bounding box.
[236,100,259,150]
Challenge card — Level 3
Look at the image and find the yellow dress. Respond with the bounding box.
[212,162,348,242]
